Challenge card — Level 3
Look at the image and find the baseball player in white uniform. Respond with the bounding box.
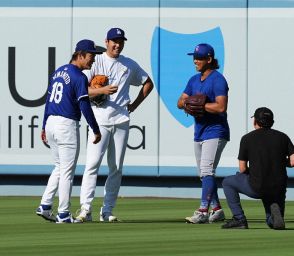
[75,28,154,223]
[36,39,102,223]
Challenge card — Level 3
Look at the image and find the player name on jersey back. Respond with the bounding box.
[52,70,70,84]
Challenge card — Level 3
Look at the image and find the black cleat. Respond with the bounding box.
[270,203,285,230]
[221,217,248,229]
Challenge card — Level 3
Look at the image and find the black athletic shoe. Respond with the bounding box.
[221,217,248,229]
[270,203,285,230]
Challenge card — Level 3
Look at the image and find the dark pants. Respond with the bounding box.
[222,172,285,228]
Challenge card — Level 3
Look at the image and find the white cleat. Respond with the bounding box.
[185,211,209,224]
[100,212,118,222]
[56,212,75,224]
[208,209,225,223]
[74,208,92,223]
[36,205,56,222]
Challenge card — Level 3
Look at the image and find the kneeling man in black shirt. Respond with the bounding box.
[222,107,294,229]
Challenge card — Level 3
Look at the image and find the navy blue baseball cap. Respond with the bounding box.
[187,43,215,59]
[106,28,127,41]
[75,39,102,54]
[251,107,274,127]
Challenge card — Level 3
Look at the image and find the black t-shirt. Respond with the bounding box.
[238,128,294,196]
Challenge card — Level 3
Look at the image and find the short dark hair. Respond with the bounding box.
[255,119,274,128]
[70,51,87,62]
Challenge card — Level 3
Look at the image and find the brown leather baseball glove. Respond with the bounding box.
[184,94,207,118]
[89,75,108,106]
[89,74,109,88]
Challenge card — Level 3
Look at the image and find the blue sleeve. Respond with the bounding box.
[213,75,229,96]
[42,92,51,130]
[183,76,195,96]
[183,74,201,96]
[79,98,100,134]
[75,74,89,100]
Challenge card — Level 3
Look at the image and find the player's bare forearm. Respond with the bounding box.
[88,87,104,98]
[128,78,153,112]
[177,94,189,109]
[141,77,154,99]
[88,85,118,98]
[205,95,228,114]
[288,154,294,167]
[239,160,248,173]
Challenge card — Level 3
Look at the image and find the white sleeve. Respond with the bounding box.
[131,61,148,86]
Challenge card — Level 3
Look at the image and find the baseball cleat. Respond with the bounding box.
[56,212,75,224]
[270,203,285,230]
[74,208,92,223]
[208,209,225,223]
[221,217,248,229]
[36,205,56,222]
[185,210,209,224]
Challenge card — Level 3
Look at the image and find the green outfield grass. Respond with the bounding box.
[1,196,294,256]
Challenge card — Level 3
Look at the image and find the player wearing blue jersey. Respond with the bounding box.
[177,43,230,224]
[75,28,154,223]
[36,39,102,224]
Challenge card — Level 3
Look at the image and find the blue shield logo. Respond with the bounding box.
[151,27,224,127]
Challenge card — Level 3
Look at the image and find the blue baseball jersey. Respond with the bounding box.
[42,64,90,129]
[184,70,230,142]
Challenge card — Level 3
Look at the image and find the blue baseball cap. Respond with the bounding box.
[75,39,102,54]
[187,43,215,59]
[106,28,127,41]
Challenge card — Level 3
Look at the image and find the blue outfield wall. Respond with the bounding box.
[0,165,293,178]
[2,0,294,8]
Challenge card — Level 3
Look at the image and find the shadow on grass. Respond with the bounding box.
[71,217,294,230]
[99,219,186,223]
[244,219,294,230]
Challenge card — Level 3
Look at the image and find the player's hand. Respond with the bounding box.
[41,129,50,148]
[41,129,47,143]
[102,85,118,95]
[93,132,102,144]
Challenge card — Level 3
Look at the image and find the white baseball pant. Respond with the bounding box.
[80,121,129,213]
[40,115,80,213]
[194,138,227,177]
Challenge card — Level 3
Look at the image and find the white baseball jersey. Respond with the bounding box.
[83,52,148,125]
